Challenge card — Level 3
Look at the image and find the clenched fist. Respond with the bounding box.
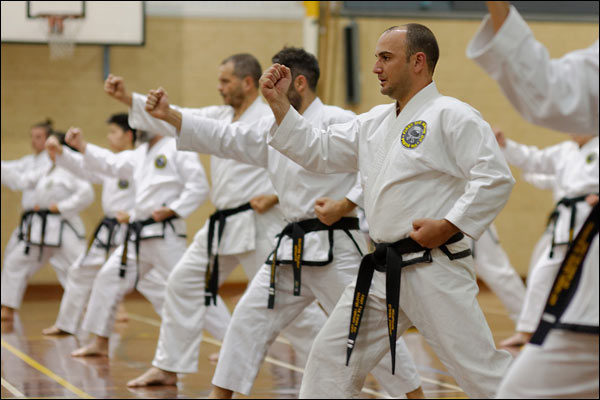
[104,74,132,106]
[45,135,63,161]
[145,87,171,120]
[259,64,293,124]
[65,127,87,153]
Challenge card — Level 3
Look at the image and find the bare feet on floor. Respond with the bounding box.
[126,367,177,387]
[406,386,425,399]
[500,331,532,348]
[209,385,234,399]
[71,336,109,357]
[116,303,129,322]
[42,325,70,336]
[1,306,15,321]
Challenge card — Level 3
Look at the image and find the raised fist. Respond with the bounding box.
[145,87,171,120]
[65,127,86,153]
[260,63,292,104]
[45,135,63,161]
[104,74,132,105]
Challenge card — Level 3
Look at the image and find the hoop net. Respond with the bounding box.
[43,15,83,60]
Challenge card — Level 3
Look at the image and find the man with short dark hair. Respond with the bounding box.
[144,46,424,399]
[262,24,515,398]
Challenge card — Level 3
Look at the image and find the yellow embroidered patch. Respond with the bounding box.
[401,120,427,149]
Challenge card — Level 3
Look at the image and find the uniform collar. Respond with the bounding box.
[302,97,323,121]
[395,81,440,118]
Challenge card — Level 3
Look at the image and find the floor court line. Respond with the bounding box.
[1,377,25,397]
[1,339,94,399]
[128,312,466,396]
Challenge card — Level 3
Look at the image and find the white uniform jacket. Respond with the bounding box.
[503,137,599,245]
[467,5,599,135]
[83,137,208,239]
[176,97,363,262]
[56,146,136,247]
[1,161,94,247]
[268,82,515,243]
[1,151,51,210]
[129,94,276,255]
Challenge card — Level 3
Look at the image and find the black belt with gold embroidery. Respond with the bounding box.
[346,232,470,374]
[205,202,253,306]
[531,203,599,345]
[119,215,179,287]
[266,217,362,309]
[85,216,120,261]
[548,194,595,258]
[19,209,60,261]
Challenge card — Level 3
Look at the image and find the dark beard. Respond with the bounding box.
[287,86,302,112]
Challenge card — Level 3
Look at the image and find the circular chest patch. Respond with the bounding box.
[401,121,427,149]
[118,179,129,189]
[155,154,167,169]
[586,152,597,164]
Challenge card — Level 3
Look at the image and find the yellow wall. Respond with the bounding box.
[1,17,302,284]
[1,14,597,284]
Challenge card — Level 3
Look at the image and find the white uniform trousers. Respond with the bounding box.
[496,330,599,398]
[473,227,526,321]
[152,210,325,373]
[517,245,567,333]
[81,230,188,338]
[299,247,512,399]
[211,230,421,397]
[1,228,84,309]
[53,243,168,335]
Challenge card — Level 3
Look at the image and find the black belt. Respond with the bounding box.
[346,232,470,374]
[205,202,253,306]
[548,194,593,258]
[119,215,180,286]
[85,216,120,261]
[19,209,60,261]
[531,203,599,345]
[266,217,362,309]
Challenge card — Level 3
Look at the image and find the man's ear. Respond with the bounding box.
[294,74,308,93]
[242,75,255,92]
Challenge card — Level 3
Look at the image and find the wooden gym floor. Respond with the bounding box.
[1,283,518,399]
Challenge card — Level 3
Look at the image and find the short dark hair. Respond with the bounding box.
[271,47,320,91]
[221,53,262,88]
[32,118,53,137]
[107,113,136,143]
[384,24,439,74]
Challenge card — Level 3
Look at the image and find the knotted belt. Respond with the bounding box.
[548,194,594,258]
[267,217,362,309]
[346,232,470,374]
[119,215,180,286]
[85,216,120,261]
[531,203,599,345]
[18,209,60,261]
[205,202,253,306]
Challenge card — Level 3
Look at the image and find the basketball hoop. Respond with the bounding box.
[42,14,83,61]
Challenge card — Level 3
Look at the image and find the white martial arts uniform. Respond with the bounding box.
[127,94,325,374]
[468,6,599,398]
[79,137,208,338]
[1,161,94,309]
[502,138,599,333]
[1,151,51,267]
[471,223,525,322]
[48,147,162,334]
[268,82,515,398]
[175,97,422,396]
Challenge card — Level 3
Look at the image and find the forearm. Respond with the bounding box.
[486,1,509,33]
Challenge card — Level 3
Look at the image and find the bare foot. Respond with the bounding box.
[71,336,109,357]
[116,303,129,322]
[127,367,177,387]
[406,386,425,399]
[1,306,15,321]
[208,352,219,363]
[42,325,70,336]
[500,331,532,348]
[209,385,233,399]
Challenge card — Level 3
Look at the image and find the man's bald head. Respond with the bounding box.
[382,24,439,75]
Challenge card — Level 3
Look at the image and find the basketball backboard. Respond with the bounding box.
[1,1,145,46]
